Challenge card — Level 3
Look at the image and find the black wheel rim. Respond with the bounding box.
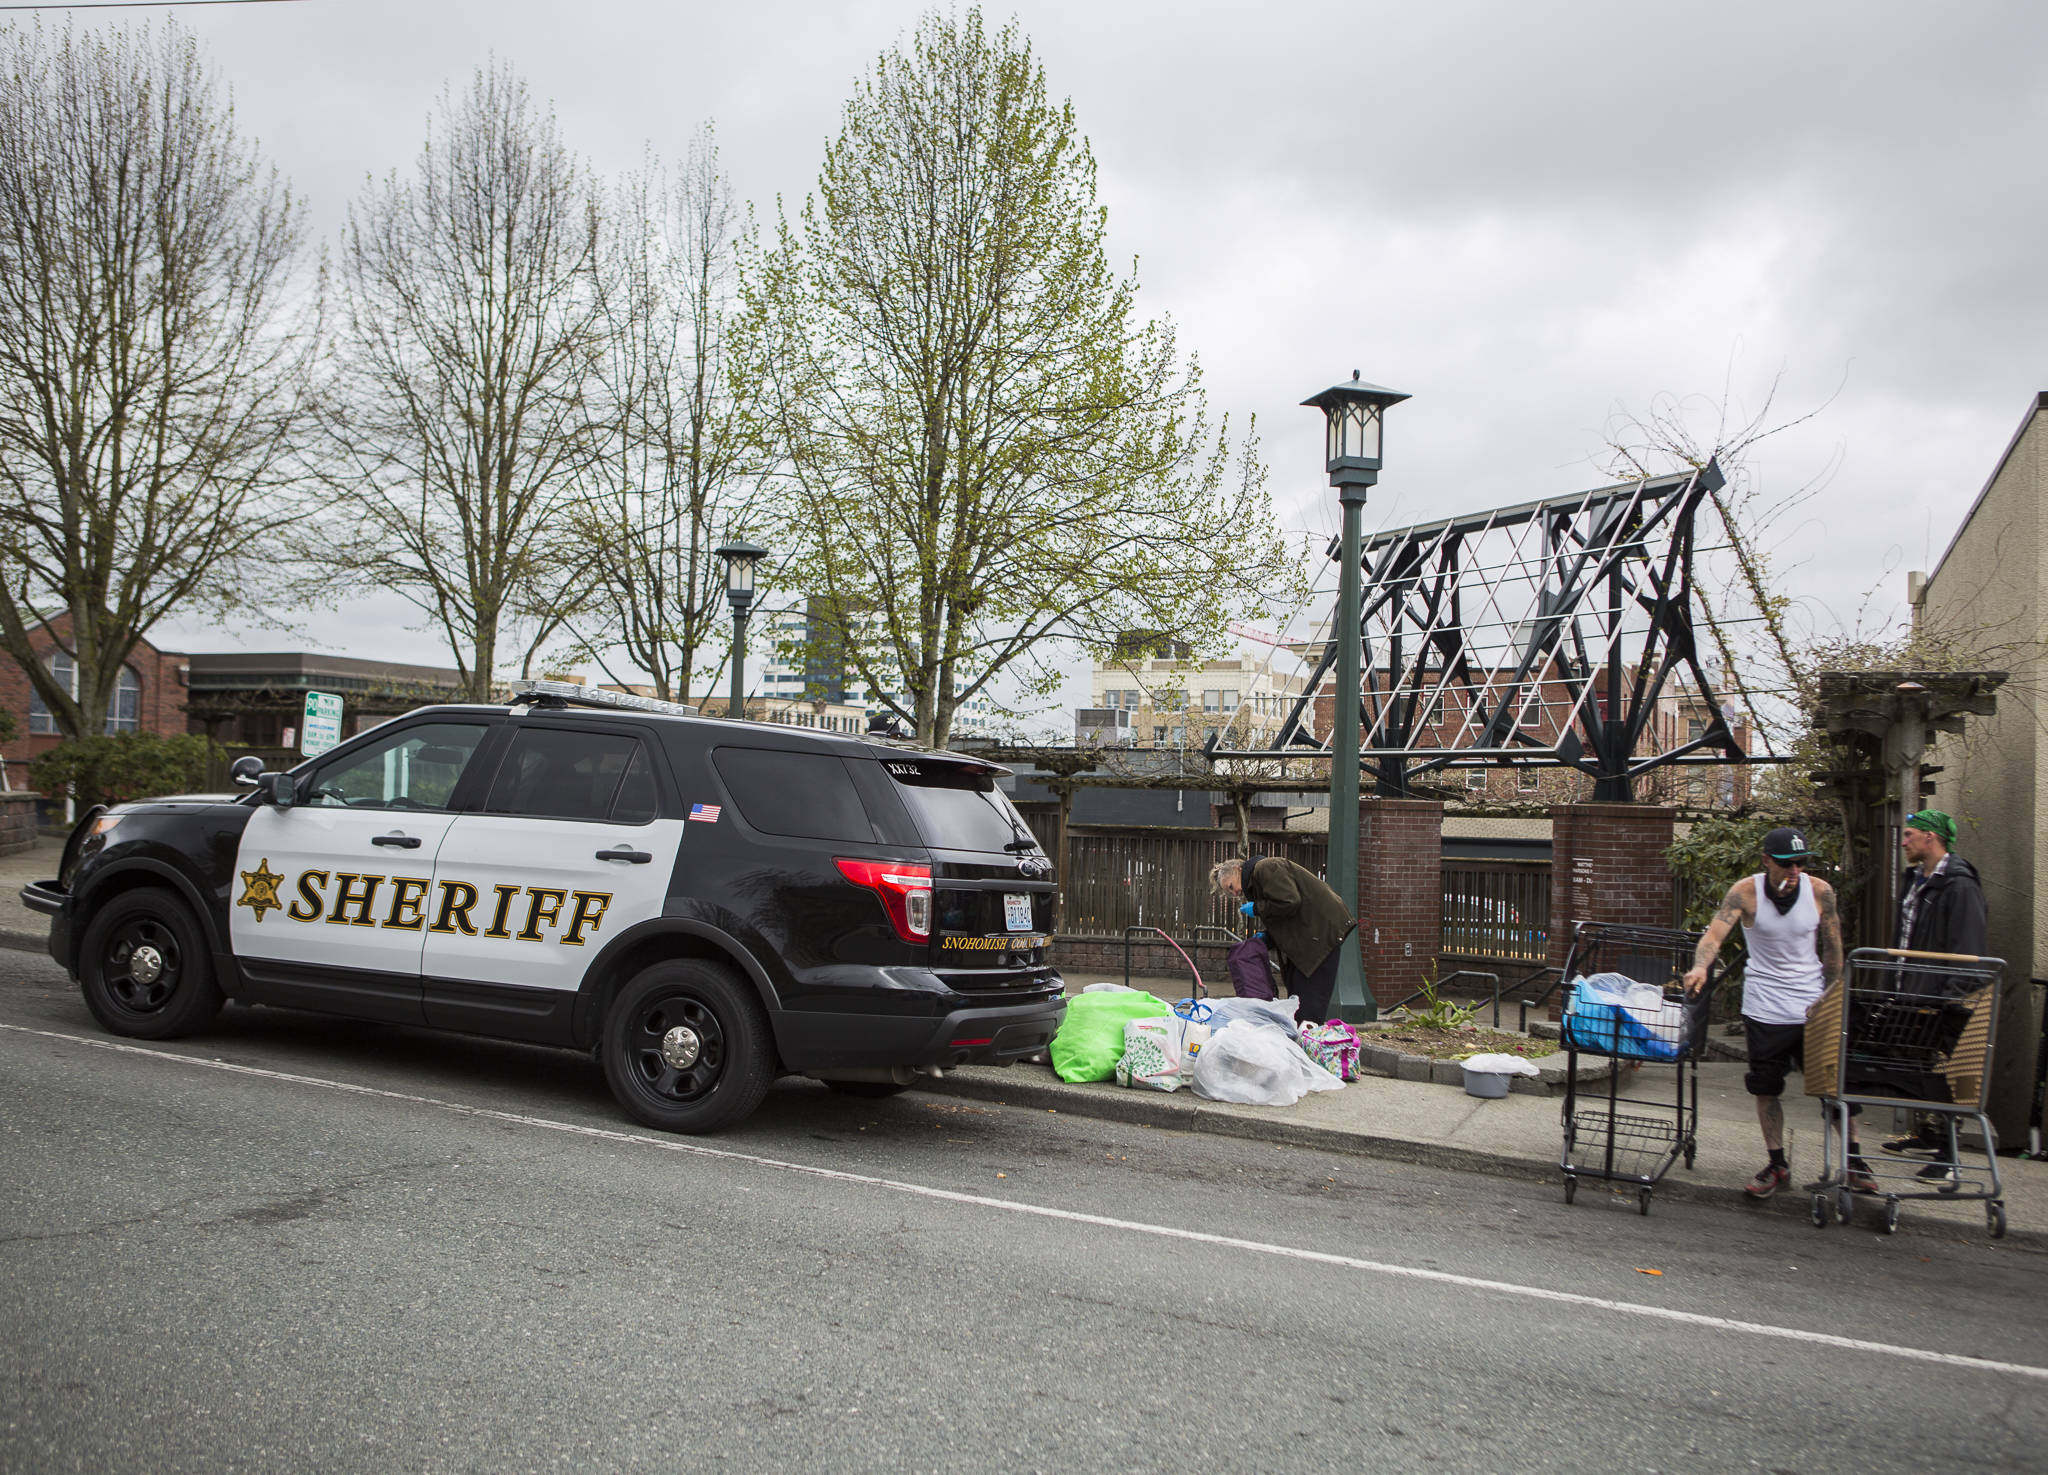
[627,991,727,1104]
[102,917,181,1014]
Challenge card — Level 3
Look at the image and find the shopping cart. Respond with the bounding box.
[1556,923,1717,1215]
[1805,947,2008,1238]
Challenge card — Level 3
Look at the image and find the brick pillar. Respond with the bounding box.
[1354,797,1443,1008]
[1548,803,1677,979]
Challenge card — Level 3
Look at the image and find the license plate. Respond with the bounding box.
[1004,893,1033,931]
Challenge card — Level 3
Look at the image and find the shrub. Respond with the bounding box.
[28,733,213,810]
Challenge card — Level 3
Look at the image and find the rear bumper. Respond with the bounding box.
[773,995,1067,1072]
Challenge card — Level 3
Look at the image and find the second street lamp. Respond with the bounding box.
[1301,371,1410,1024]
[715,538,767,721]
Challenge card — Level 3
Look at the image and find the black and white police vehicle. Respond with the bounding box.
[20,681,1066,1133]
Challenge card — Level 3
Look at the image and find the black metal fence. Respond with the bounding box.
[1441,860,1552,964]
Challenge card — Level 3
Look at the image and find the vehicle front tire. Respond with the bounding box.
[601,960,772,1134]
[78,889,223,1040]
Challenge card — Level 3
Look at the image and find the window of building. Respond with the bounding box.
[1466,768,1489,791]
[1201,689,1221,712]
[1153,726,1168,744]
[1687,717,1707,743]
[1518,767,1540,792]
[28,653,141,735]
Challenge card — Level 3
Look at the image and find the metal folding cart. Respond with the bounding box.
[1557,922,1717,1215]
[1805,947,2008,1238]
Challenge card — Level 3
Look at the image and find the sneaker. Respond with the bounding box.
[1846,1158,1881,1194]
[1745,1163,1790,1199]
[1916,1160,1962,1190]
[1881,1129,1941,1155]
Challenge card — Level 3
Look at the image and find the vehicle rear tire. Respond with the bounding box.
[78,889,222,1040]
[601,960,772,1134]
[823,1080,909,1099]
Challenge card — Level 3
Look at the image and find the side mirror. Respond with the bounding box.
[230,754,265,788]
[253,772,299,808]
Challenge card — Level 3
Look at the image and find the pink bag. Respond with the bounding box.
[1299,1020,1362,1081]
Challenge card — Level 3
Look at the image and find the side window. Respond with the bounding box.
[305,722,488,811]
[711,747,876,843]
[486,727,656,823]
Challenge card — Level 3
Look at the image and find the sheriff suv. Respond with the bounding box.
[20,682,1066,1133]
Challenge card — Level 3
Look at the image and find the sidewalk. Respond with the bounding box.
[0,834,58,954]
[914,968,2048,1251]
[4,846,2041,1249]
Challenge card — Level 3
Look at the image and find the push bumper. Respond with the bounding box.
[17,880,69,969]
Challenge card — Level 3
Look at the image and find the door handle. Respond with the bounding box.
[596,847,653,864]
[372,832,422,849]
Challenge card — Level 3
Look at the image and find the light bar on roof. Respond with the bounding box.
[509,679,699,719]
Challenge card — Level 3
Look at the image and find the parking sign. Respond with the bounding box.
[301,691,343,757]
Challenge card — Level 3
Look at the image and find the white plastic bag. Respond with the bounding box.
[1114,1014,1213,1091]
[1574,972,1667,1024]
[1459,1051,1541,1078]
[1082,982,1137,994]
[1189,1022,1343,1106]
[1205,995,1302,1033]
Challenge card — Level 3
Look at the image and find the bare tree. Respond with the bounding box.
[0,20,309,738]
[564,127,763,703]
[313,62,603,701]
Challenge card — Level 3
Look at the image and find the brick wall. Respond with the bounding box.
[0,792,37,855]
[1547,802,1677,977]
[1355,797,1444,1007]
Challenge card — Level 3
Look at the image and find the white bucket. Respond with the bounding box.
[1462,1065,1511,1099]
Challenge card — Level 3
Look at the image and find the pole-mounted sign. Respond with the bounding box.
[301,691,343,757]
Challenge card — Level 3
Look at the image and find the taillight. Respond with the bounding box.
[835,858,933,943]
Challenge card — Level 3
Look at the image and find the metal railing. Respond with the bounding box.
[1440,859,1551,964]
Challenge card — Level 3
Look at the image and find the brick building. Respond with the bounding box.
[0,617,190,793]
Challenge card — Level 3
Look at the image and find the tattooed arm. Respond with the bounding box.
[1813,878,1844,990]
[1683,878,1754,995]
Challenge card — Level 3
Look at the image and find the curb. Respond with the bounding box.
[909,1066,2048,1253]
[0,927,46,955]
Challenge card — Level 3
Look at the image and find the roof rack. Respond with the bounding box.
[507,679,700,719]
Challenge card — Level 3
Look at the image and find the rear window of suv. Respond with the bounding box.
[712,747,878,843]
[881,759,1034,853]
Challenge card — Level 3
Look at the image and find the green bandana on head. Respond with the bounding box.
[1905,810,1956,846]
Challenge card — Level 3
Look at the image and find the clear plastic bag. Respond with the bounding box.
[1189,1021,1344,1105]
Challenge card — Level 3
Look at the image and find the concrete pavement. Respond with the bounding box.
[7,831,2041,1249]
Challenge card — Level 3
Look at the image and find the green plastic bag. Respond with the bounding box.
[1049,991,1173,1083]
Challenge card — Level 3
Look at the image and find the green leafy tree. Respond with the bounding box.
[30,732,211,809]
[0,20,310,740]
[742,9,1295,745]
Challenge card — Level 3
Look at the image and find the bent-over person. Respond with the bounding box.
[1210,857,1356,1025]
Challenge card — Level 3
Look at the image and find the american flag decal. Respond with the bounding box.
[689,803,721,823]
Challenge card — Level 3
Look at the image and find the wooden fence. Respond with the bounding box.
[1022,818,1558,967]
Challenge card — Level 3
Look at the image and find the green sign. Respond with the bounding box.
[301,690,343,757]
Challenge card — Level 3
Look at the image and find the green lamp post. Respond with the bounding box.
[1301,372,1410,1022]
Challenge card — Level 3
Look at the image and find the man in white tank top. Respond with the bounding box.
[1682,828,1874,1198]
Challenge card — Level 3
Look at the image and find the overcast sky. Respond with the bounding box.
[138,0,2048,726]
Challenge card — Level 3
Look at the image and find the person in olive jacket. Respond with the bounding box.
[1211,857,1357,1024]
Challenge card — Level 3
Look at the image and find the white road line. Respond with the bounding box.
[8,1020,2045,1384]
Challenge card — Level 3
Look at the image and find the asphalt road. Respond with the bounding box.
[3,950,2044,1474]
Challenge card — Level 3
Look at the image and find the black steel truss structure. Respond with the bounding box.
[1217,460,1764,800]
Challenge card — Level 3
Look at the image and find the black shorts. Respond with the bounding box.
[1744,1016,1858,1114]
[1744,1018,1804,1095]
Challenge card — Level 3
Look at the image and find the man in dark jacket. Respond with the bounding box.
[1883,809,1991,1166]
[1211,857,1356,1024]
